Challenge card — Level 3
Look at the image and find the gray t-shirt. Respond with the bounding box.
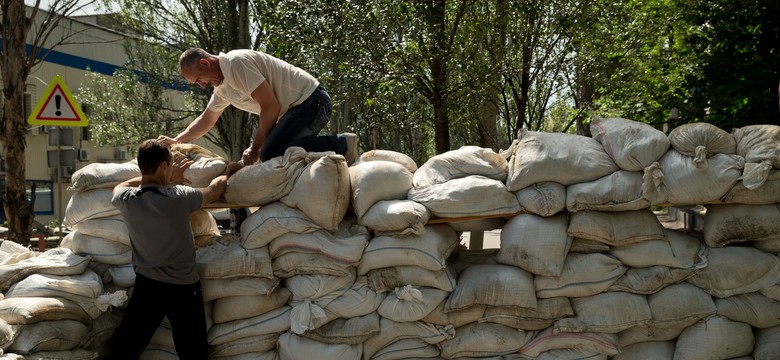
[112,184,203,285]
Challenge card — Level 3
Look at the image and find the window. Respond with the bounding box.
[0,180,54,216]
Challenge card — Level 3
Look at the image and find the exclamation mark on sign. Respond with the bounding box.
[54,95,61,117]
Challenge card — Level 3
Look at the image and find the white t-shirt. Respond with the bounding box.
[207,50,320,123]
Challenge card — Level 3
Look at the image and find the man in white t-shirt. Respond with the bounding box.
[159,48,358,165]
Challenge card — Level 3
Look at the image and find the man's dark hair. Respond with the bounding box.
[137,139,172,175]
[179,48,210,72]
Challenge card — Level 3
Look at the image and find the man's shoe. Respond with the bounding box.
[344,133,359,165]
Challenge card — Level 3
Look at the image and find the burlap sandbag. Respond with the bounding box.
[568,209,665,246]
[354,149,418,173]
[207,306,291,346]
[721,168,780,204]
[278,330,362,360]
[362,318,454,360]
[535,253,627,298]
[59,231,132,265]
[754,326,780,360]
[479,297,574,330]
[212,287,291,324]
[703,203,780,247]
[71,215,129,246]
[554,292,652,333]
[367,266,457,292]
[591,117,670,171]
[645,282,716,329]
[7,319,89,354]
[412,146,508,188]
[300,312,380,345]
[422,300,486,328]
[201,276,280,302]
[669,122,737,167]
[607,265,697,295]
[673,316,754,360]
[408,175,521,218]
[208,332,280,358]
[609,229,706,269]
[734,124,780,165]
[281,153,351,232]
[445,264,536,311]
[272,252,354,278]
[171,143,228,188]
[357,200,430,237]
[358,224,459,275]
[270,221,369,265]
[612,341,675,360]
[0,248,90,293]
[224,146,307,206]
[377,286,449,322]
[687,246,780,298]
[0,297,92,325]
[195,237,273,280]
[240,202,321,250]
[370,338,439,360]
[63,189,120,228]
[439,322,536,359]
[323,277,384,320]
[520,328,619,358]
[715,292,780,328]
[349,160,413,219]
[497,213,571,277]
[506,129,618,191]
[566,170,649,212]
[68,161,141,192]
[514,181,566,216]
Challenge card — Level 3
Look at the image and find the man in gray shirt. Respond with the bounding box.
[109,139,227,359]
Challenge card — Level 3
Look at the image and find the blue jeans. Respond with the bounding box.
[260,85,347,162]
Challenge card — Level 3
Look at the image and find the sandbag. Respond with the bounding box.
[357,200,430,237]
[278,331,363,360]
[514,181,566,216]
[445,264,536,311]
[535,253,627,298]
[591,117,670,171]
[554,292,652,333]
[63,189,120,228]
[642,150,744,205]
[703,203,780,247]
[201,276,280,302]
[195,237,273,280]
[687,246,780,298]
[224,146,307,206]
[674,316,754,360]
[568,209,665,246]
[270,221,369,266]
[612,341,675,360]
[646,282,716,329]
[71,215,129,246]
[370,338,439,360]
[323,277,384,319]
[171,143,228,188]
[240,202,321,250]
[715,292,780,328]
[566,170,649,212]
[207,306,291,346]
[377,286,449,323]
[358,224,459,275]
[722,168,780,204]
[617,323,686,348]
[212,287,291,324]
[412,146,508,188]
[208,332,280,358]
[300,312,380,345]
[422,300,486,329]
[497,213,571,277]
[272,252,354,278]
[7,319,89,354]
[479,297,574,330]
[439,322,535,359]
[669,122,737,167]
[520,328,619,358]
[0,248,91,293]
[189,209,220,238]
[68,161,141,192]
[60,231,131,265]
[367,266,457,292]
[280,153,351,232]
[506,129,618,191]
[754,325,780,360]
[608,265,697,295]
[362,318,454,360]
[409,175,521,218]
[348,160,413,219]
[0,297,91,325]
[354,149,417,173]
[609,229,706,269]
[734,124,780,165]
[0,240,35,265]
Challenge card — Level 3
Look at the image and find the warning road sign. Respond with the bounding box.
[27,75,88,127]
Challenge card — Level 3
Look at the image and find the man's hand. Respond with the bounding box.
[200,175,228,206]
[170,154,193,184]
[242,146,260,165]
[157,135,180,145]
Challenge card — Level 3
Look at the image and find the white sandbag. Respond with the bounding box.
[567,209,665,246]
[68,161,141,192]
[63,189,120,228]
[79,311,120,351]
[270,221,369,265]
[497,213,570,277]
[674,316,754,360]
[612,341,675,360]
[642,150,744,205]
[107,264,135,288]
[535,348,608,360]
[287,272,356,334]
[358,224,459,275]
[566,170,650,212]
[506,129,619,191]
[734,124,780,165]
[669,122,737,167]
[0,240,35,265]
[591,117,670,171]
[608,265,697,294]
[610,229,706,269]
[59,231,131,265]
[370,338,439,360]
[704,203,780,247]
[323,277,384,319]
[617,323,686,348]
[409,175,522,218]
[278,332,361,360]
[479,297,574,330]
[208,332,280,358]
[189,209,220,238]
[201,276,280,302]
[272,252,354,278]
[754,325,780,360]
[445,264,536,311]
[362,318,454,360]
[357,200,430,236]
[171,143,227,188]
[514,182,566,216]
[0,318,14,349]
[300,312,379,345]
[71,215,129,246]
[687,246,780,298]
[7,319,89,354]
[354,149,417,173]
[0,297,92,325]
[240,202,321,249]
[377,286,449,322]
[722,168,780,204]
[715,292,780,328]
[224,146,307,206]
[367,265,457,292]
[554,292,652,333]
[348,160,413,219]
[195,237,273,280]
[535,253,627,298]
[646,282,716,329]
[760,281,780,301]
[412,146,508,188]
[208,306,291,346]
[423,300,486,328]
[0,248,90,293]
[281,153,351,232]
[439,322,535,359]
[212,287,291,324]
[520,327,619,358]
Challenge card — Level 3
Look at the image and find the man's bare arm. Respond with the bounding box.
[198,175,228,207]
[160,108,223,145]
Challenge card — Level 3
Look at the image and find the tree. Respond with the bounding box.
[0,0,97,245]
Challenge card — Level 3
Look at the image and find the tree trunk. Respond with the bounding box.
[1,0,34,246]
[479,0,507,149]
[429,0,450,154]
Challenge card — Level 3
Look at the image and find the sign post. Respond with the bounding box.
[27,75,89,241]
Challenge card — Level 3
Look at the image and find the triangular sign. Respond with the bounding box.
[28,75,88,127]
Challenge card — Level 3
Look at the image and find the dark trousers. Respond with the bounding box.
[260,85,345,161]
[108,273,208,360]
